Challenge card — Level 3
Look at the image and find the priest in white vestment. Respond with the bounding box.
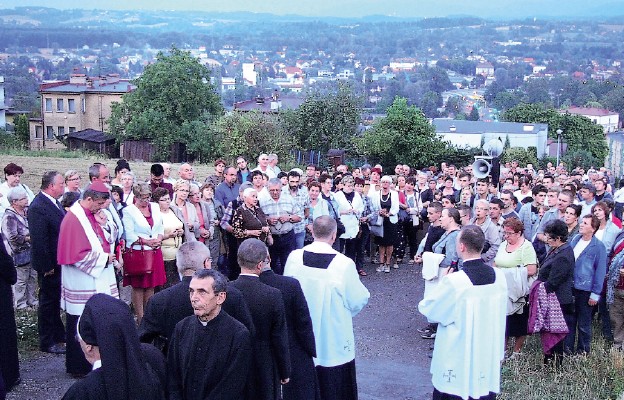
[419,225,507,400]
[58,182,119,377]
[284,215,369,400]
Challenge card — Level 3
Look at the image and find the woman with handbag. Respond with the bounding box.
[1,186,36,310]
[153,187,195,289]
[200,183,224,263]
[232,188,271,250]
[493,217,537,358]
[368,175,400,273]
[122,183,165,324]
[334,175,365,271]
[305,181,330,246]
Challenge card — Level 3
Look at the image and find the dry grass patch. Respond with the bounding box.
[0,153,215,192]
[500,332,624,400]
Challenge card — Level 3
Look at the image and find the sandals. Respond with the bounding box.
[358,269,368,276]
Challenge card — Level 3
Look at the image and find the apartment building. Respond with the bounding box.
[29,73,135,150]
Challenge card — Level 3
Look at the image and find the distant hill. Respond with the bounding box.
[1,6,623,33]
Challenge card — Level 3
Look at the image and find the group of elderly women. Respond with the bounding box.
[118,178,220,322]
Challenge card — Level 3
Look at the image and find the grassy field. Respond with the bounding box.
[0,152,215,192]
[499,328,624,400]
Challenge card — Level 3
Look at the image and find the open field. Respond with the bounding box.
[0,153,216,192]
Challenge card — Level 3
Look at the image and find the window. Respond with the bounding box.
[69,127,76,133]
[68,99,76,113]
[58,127,65,137]
[82,98,86,113]
[35,126,42,139]
[57,99,64,112]
[46,126,54,139]
[45,98,52,112]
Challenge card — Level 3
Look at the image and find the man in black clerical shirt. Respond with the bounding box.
[232,239,291,400]
[167,269,252,400]
[139,241,254,354]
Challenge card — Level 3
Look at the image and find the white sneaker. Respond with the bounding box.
[376,265,384,273]
[392,263,399,269]
[384,265,390,273]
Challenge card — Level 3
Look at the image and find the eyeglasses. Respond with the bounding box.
[158,198,171,202]
[503,231,518,236]
[138,194,151,200]
[178,189,190,193]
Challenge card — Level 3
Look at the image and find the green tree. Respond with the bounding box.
[108,46,223,160]
[14,114,30,146]
[467,106,480,121]
[501,147,538,167]
[355,97,447,168]
[210,111,293,164]
[282,82,362,154]
[501,103,608,162]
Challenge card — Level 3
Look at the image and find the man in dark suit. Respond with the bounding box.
[259,262,319,400]
[139,241,254,354]
[232,239,291,400]
[27,171,66,354]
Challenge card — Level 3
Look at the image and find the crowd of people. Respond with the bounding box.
[0,153,623,399]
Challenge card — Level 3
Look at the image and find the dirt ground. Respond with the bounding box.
[7,261,434,400]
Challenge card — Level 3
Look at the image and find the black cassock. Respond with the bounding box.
[0,238,19,394]
[167,311,252,400]
[259,269,320,400]
[231,275,291,400]
[139,276,255,354]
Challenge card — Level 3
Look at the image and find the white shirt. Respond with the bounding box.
[574,238,591,259]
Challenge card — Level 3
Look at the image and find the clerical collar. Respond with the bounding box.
[239,273,259,278]
[92,359,102,371]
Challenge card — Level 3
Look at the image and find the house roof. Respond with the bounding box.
[68,129,115,143]
[41,80,134,94]
[564,106,618,117]
[433,119,548,134]
[234,97,304,112]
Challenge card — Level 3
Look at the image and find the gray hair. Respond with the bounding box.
[41,170,61,190]
[380,175,393,183]
[192,269,228,294]
[267,178,282,187]
[237,238,268,270]
[7,186,27,203]
[132,182,151,198]
[177,241,211,275]
[313,215,337,240]
[341,175,354,185]
[243,188,257,199]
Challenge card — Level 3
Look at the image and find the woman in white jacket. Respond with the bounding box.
[368,175,400,273]
[334,175,364,268]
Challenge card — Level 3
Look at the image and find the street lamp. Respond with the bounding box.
[556,129,563,167]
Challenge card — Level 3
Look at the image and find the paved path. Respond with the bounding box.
[8,261,433,400]
[355,261,433,400]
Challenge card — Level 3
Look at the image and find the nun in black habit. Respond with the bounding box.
[0,237,19,396]
[62,293,166,400]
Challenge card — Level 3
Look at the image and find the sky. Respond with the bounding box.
[0,0,621,19]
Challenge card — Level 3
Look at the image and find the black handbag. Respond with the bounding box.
[327,199,346,236]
